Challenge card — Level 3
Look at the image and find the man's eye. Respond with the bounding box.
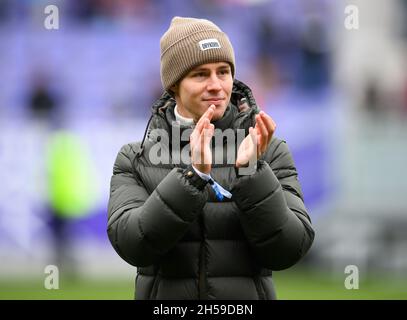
[219,69,230,75]
[193,72,205,77]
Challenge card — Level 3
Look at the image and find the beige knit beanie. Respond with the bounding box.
[160,17,235,93]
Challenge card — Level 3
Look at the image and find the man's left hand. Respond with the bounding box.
[235,111,276,168]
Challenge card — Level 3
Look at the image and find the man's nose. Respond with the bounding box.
[206,74,222,91]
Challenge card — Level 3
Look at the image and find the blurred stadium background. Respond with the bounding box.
[1,0,407,299]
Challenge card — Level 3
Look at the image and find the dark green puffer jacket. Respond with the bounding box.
[107,79,315,300]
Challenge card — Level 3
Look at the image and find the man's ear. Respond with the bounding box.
[170,84,179,96]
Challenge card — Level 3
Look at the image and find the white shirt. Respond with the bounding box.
[174,104,195,126]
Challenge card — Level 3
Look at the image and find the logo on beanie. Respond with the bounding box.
[198,38,221,51]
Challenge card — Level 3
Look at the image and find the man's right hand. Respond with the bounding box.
[190,105,215,175]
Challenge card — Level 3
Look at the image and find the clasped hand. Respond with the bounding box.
[190,105,276,174]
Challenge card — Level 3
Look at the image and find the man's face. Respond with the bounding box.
[173,62,233,122]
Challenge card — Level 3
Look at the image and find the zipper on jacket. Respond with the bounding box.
[198,212,207,299]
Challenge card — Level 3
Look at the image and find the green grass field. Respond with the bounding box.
[1,268,406,300]
[273,269,407,300]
